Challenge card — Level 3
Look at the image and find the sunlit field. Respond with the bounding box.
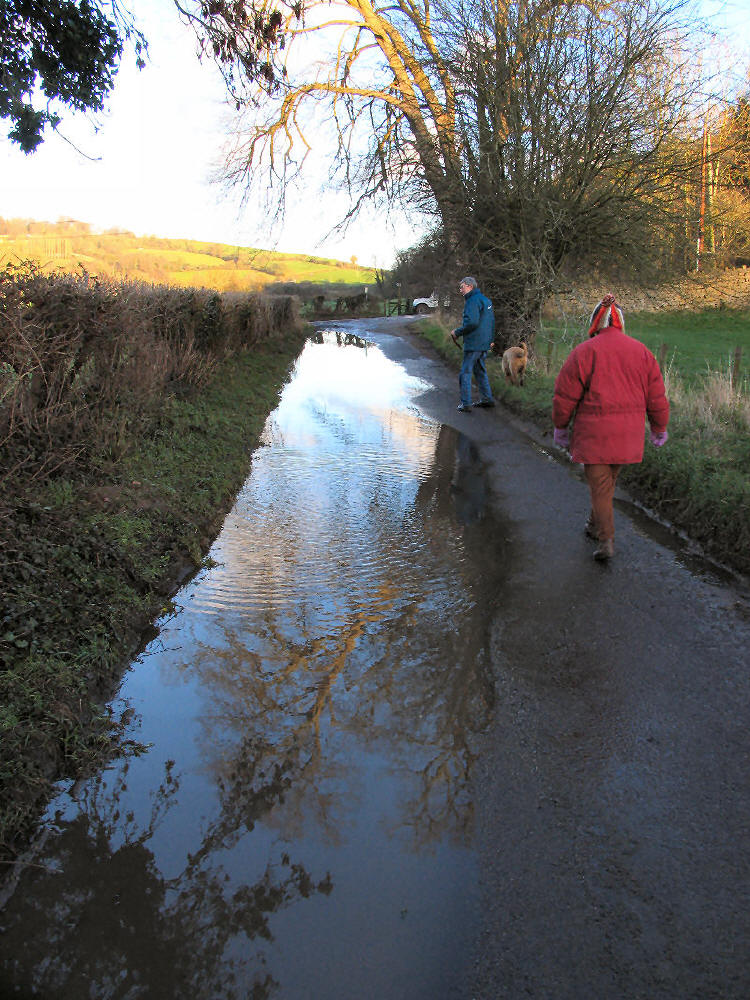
[0,229,376,291]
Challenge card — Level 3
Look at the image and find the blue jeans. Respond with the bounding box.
[459,350,493,406]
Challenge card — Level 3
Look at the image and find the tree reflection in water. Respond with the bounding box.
[190,421,509,852]
[0,756,331,998]
[309,329,372,350]
[0,333,515,997]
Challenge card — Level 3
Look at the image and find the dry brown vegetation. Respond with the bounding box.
[0,262,298,486]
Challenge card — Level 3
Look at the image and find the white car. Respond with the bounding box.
[412,291,450,314]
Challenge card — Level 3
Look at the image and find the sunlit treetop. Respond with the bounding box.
[174,0,302,102]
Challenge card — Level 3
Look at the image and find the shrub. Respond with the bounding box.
[0,262,300,482]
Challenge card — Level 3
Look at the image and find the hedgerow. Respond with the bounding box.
[0,263,305,865]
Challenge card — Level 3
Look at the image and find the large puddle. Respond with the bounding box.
[1,327,513,999]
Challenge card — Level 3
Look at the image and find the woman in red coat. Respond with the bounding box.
[552,294,670,561]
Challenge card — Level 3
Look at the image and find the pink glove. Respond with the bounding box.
[553,427,570,449]
[650,430,668,447]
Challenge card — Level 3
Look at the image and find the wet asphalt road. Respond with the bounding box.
[371,316,750,1000]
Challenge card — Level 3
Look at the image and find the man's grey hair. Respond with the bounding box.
[460,276,477,289]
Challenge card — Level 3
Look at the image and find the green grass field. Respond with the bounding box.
[626,309,750,386]
[537,307,750,389]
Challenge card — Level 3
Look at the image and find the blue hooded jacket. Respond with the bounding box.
[455,287,495,351]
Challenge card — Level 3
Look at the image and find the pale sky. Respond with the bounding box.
[1,0,747,268]
[0,0,417,267]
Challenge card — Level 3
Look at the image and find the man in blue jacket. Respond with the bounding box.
[451,276,496,412]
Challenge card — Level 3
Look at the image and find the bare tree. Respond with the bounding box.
[444,0,708,341]
[183,0,713,345]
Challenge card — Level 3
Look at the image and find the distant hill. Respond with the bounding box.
[0,218,378,292]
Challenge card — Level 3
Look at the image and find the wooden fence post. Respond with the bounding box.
[545,333,555,370]
[731,346,742,391]
[658,343,668,370]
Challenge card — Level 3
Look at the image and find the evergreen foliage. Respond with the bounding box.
[0,0,145,152]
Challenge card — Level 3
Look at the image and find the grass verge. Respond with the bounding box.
[537,306,750,388]
[418,318,750,579]
[0,328,307,868]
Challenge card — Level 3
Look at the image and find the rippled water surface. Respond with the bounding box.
[1,327,512,999]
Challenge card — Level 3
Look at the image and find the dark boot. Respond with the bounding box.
[593,538,614,561]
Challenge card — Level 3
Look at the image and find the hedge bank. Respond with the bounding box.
[0,265,307,866]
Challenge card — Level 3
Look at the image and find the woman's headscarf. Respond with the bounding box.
[588,293,624,337]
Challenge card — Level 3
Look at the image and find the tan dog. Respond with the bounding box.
[501,341,528,386]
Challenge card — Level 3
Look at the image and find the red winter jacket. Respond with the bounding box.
[552,326,670,465]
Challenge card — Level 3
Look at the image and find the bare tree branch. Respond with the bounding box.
[182,0,736,342]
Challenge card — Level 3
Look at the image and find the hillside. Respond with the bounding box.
[0,219,377,292]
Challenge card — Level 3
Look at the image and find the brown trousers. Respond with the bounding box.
[584,464,622,542]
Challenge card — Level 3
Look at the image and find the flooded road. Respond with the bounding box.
[0,326,513,999]
[3,317,749,1000]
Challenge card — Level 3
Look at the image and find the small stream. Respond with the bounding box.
[1,326,514,999]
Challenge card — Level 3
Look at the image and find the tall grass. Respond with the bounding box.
[661,358,750,433]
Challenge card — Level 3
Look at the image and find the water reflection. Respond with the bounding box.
[309,328,372,350]
[0,330,513,998]
[0,759,328,999]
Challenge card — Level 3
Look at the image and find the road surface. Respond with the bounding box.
[379,315,750,1000]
